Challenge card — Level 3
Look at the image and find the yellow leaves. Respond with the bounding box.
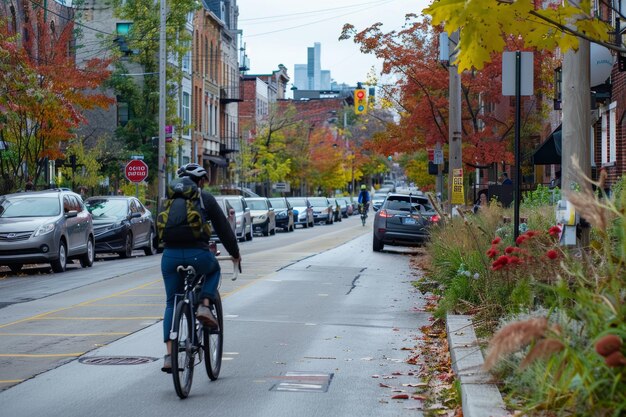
[423,0,613,71]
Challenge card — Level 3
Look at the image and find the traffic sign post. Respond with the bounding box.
[125,159,149,198]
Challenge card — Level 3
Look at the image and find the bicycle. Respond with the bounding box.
[359,203,369,226]
[168,246,239,399]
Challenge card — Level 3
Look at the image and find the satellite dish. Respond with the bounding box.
[590,43,614,87]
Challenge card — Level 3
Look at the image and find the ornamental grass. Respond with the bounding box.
[423,174,626,415]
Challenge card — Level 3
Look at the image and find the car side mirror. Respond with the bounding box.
[130,212,141,219]
[65,210,78,218]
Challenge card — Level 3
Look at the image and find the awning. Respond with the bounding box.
[203,155,228,167]
[532,124,562,165]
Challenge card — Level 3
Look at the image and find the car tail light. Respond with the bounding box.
[378,209,393,218]
[430,214,440,223]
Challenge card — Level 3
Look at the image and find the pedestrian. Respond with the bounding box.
[500,172,512,185]
[473,191,488,214]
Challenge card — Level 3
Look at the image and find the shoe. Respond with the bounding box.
[161,354,172,373]
[196,305,219,329]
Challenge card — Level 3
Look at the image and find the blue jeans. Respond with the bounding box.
[161,248,220,342]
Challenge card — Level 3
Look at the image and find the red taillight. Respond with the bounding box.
[378,209,393,218]
[430,214,440,223]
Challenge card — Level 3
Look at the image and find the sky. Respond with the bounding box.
[237,0,430,92]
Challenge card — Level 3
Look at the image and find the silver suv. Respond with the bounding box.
[0,189,95,273]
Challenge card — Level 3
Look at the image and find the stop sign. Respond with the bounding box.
[125,159,149,183]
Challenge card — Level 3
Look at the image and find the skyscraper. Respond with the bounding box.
[294,42,331,91]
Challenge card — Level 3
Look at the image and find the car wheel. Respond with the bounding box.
[144,230,158,256]
[80,236,95,268]
[9,264,23,273]
[118,233,133,258]
[373,235,384,252]
[246,223,253,241]
[289,224,294,232]
[309,219,314,228]
[51,241,67,273]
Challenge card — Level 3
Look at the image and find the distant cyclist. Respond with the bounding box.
[160,163,241,373]
[357,184,371,215]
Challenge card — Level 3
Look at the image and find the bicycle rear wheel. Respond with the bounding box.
[203,292,223,380]
[171,300,195,398]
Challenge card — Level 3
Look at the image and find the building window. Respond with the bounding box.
[116,22,132,35]
[601,102,617,165]
[182,92,191,137]
[182,41,190,73]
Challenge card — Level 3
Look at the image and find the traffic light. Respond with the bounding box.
[354,89,367,114]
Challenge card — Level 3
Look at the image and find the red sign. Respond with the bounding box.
[125,159,149,183]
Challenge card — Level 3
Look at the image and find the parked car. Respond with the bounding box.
[246,197,276,236]
[268,197,295,232]
[0,189,95,273]
[372,193,440,252]
[330,198,343,222]
[308,196,334,225]
[286,197,314,228]
[212,195,252,242]
[84,196,157,258]
[337,197,353,217]
[371,191,390,212]
[218,186,260,198]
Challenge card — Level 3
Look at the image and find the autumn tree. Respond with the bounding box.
[0,14,111,192]
[423,0,613,72]
[341,14,556,184]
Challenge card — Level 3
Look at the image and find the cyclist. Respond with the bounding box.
[357,184,371,216]
[161,163,241,373]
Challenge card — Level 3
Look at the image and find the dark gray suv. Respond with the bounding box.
[0,189,95,273]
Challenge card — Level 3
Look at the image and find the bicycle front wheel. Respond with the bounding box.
[171,300,195,399]
[204,292,223,380]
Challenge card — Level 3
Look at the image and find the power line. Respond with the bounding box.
[239,1,384,23]
[244,0,398,38]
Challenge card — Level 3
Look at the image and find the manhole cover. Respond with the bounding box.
[270,371,334,393]
[79,356,158,365]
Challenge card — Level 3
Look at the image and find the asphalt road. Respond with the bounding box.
[0,214,431,416]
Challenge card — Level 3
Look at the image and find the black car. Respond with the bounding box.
[85,196,157,258]
[372,193,440,252]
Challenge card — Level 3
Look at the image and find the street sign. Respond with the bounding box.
[125,159,149,183]
[272,182,290,192]
[131,155,144,160]
[434,148,444,165]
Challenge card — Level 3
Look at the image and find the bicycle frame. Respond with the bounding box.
[169,266,204,345]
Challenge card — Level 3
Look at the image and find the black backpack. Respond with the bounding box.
[156,177,212,244]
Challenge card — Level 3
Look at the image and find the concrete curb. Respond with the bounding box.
[446,314,509,417]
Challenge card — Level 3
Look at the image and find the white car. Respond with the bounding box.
[286,197,314,228]
[246,197,276,236]
[371,191,389,212]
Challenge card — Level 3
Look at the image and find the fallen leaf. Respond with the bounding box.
[371,375,380,378]
[402,383,428,388]
[391,371,403,376]
[391,394,409,400]
[412,394,428,400]
[379,383,392,388]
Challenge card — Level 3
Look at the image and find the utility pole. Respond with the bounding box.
[561,40,591,194]
[448,30,462,214]
[157,0,167,209]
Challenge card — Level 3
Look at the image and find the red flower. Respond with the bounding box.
[546,249,559,260]
[548,226,561,237]
[486,248,498,259]
[525,230,538,237]
[516,235,527,245]
[505,246,515,254]
[492,237,501,245]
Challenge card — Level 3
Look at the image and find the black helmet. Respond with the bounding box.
[177,163,208,181]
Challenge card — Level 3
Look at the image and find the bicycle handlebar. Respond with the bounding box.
[215,256,241,281]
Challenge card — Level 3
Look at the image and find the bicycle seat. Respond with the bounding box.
[177,265,197,276]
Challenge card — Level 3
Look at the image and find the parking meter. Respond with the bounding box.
[555,199,578,246]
